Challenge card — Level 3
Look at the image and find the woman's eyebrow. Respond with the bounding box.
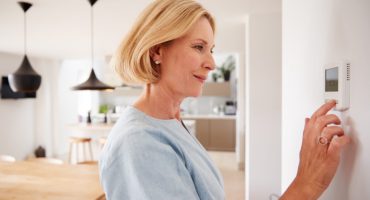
[193,38,215,48]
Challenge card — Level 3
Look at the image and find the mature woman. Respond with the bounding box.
[99,0,350,199]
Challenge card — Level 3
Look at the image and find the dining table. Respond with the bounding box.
[0,161,104,200]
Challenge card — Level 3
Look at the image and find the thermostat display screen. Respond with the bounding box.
[325,67,338,92]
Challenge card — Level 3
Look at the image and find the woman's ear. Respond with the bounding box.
[149,45,163,64]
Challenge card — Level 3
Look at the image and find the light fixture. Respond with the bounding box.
[8,1,41,93]
[72,0,114,91]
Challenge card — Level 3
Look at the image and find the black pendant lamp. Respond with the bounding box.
[72,0,114,91]
[8,2,41,93]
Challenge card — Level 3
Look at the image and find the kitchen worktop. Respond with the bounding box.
[68,123,113,131]
[181,114,236,120]
[68,114,236,133]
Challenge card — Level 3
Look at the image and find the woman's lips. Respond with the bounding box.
[193,74,207,83]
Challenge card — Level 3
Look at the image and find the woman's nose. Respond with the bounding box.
[204,54,216,71]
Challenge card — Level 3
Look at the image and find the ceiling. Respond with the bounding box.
[0,0,280,60]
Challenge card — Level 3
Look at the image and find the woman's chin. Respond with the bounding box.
[187,89,203,98]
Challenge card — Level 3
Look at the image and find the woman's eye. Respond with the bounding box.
[194,45,204,51]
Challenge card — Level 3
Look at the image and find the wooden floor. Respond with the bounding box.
[208,151,245,200]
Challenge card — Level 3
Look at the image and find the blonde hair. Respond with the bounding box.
[113,0,215,85]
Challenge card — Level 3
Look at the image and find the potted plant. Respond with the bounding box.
[211,71,221,82]
[99,104,109,123]
[219,56,235,81]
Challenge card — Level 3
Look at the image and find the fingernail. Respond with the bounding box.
[304,118,309,124]
[329,99,336,104]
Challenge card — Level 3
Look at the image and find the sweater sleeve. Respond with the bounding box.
[99,128,200,200]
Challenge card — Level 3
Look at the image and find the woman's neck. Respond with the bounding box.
[133,83,183,120]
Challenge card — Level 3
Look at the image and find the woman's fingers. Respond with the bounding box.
[322,126,344,141]
[316,126,344,148]
[304,118,310,129]
[303,101,338,139]
[292,101,351,199]
[327,135,351,160]
[304,114,341,140]
[314,114,341,133]
[311,100,336,120]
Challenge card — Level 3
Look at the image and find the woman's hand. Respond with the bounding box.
[281,100,351,200]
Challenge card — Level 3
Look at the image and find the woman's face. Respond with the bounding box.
[155,17,215,98]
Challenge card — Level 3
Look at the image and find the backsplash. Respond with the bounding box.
[97,93,232,116]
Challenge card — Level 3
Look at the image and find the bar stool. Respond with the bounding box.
[98,137,107,149]
[68,137,93,164]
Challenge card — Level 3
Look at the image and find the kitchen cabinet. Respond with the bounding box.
[195,120,210,147]
[202,82,231,97]
[195,119,236,151]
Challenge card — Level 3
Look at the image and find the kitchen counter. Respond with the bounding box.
[67,123,113,139]
[68,123,113,132]
[181,114,236,120]
[67,114,236,151]
[68,114,235,130]
[67,114,235,134]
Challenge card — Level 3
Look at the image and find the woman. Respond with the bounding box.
[99,0,350,199]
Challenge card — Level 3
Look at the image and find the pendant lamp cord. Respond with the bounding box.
[24,12,27,55]
[91,4,94,70]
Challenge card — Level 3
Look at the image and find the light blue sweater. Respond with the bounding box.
[99,106,225,200]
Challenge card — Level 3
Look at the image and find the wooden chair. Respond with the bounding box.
[69,137,93,164]
[0,154,16,162]
[27,157,64,165]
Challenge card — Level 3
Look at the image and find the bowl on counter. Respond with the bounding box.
[91,114,106,124]
[107,113,121,124]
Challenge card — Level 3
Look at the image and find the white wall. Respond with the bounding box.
[282,0,370,199]
[246,12,282,199]
[52,60,83,156]
[0,54,98,159]
[0,52,60,159]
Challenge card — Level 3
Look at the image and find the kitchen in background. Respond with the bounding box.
[0,0,247,171]
[68,53,240,154]
[0,0,293,198]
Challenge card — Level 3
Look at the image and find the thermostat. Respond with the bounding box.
[324,63,350,111]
